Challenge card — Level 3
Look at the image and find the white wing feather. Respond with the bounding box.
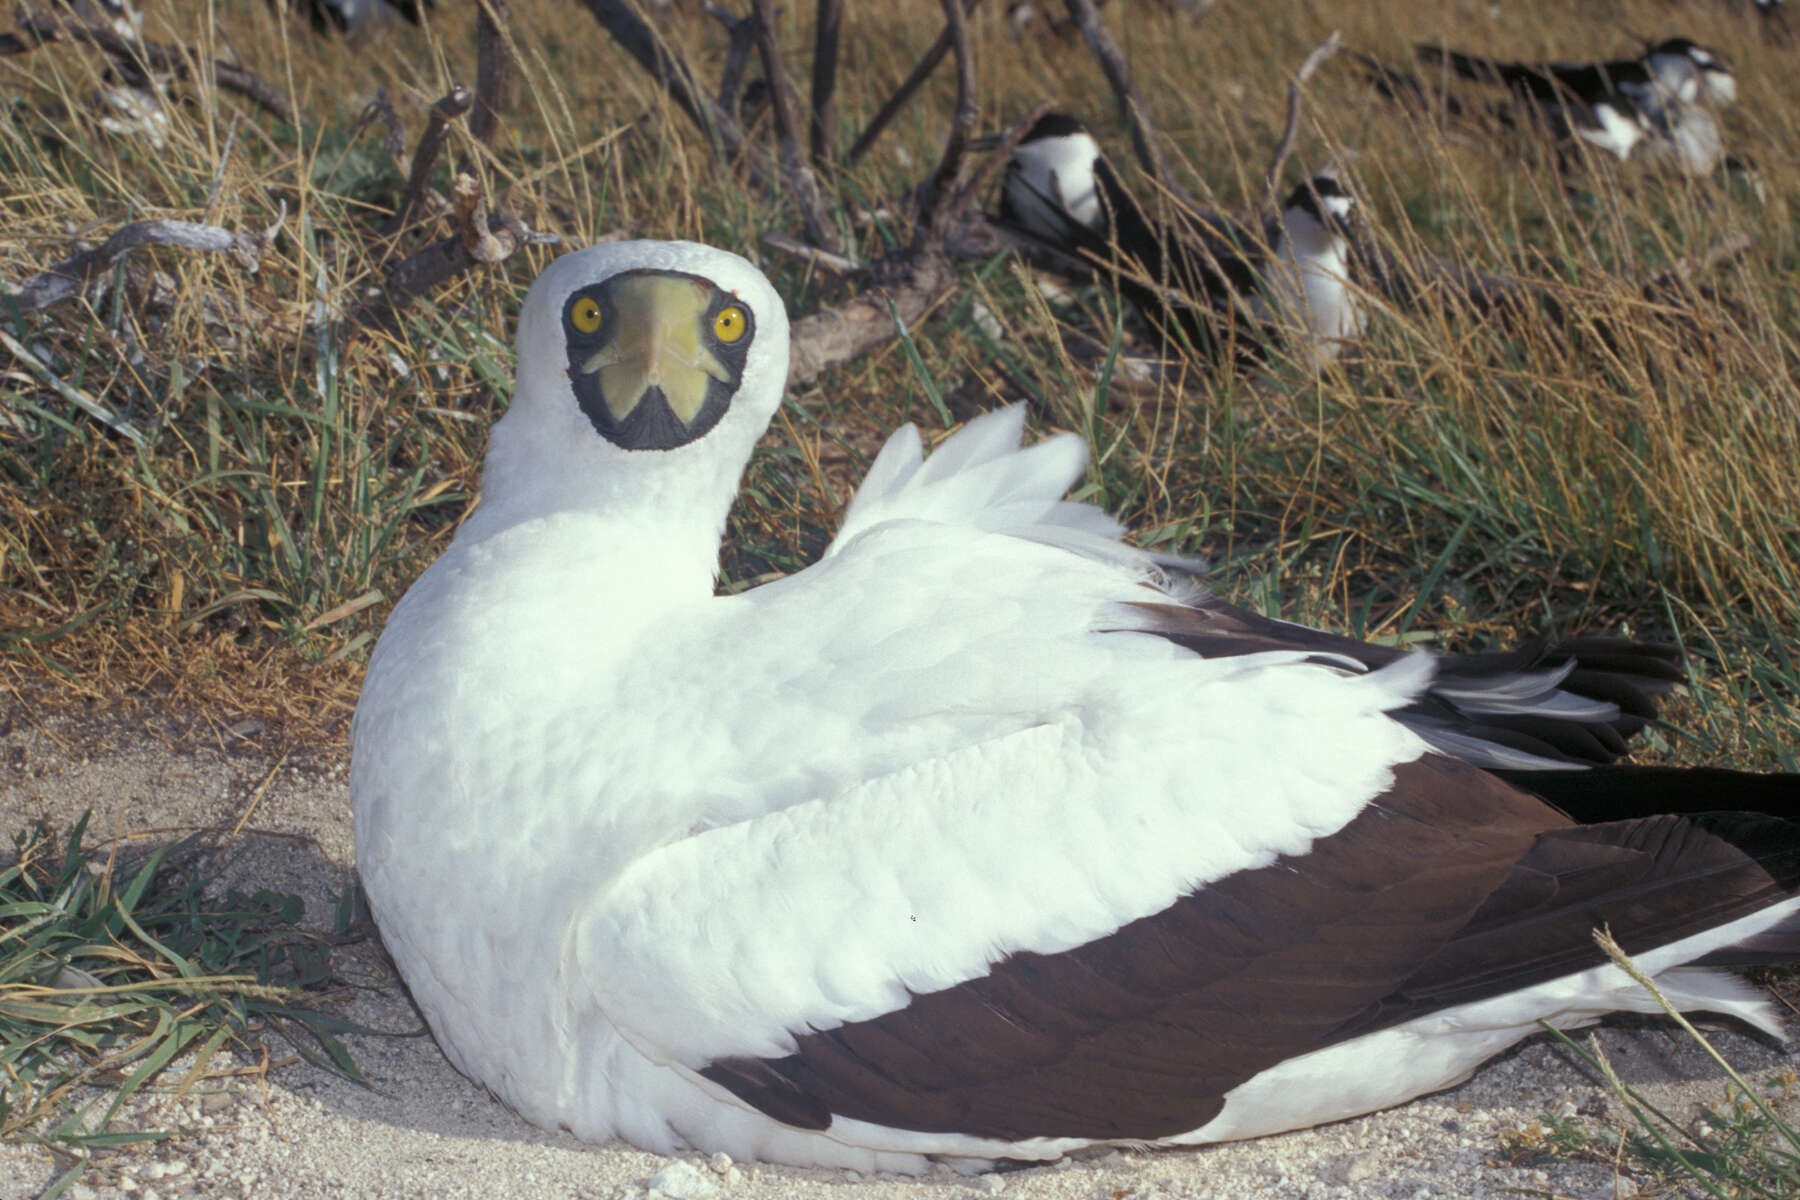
[826,404,1199,574]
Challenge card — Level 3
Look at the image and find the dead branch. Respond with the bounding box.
[451,174,509,263]
[945,99,1053,226]
[705,3,758,116]
[1060,0,1169,187]
[787,252,960,386]
[469,0,511,151]
[763,231,859,277]
[354,88,409,176]
[357,208,558,331]
[749,0,840,251]
[810,0,844,170]
[913,0,978,245]
[1263,32,1341,210]
[4,209,286,313]
[12,9,297,126]
[846,0,982,165]
[382,86,473,240]
[576,0,775,185]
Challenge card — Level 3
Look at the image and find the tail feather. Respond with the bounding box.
[1495,765,1800,825]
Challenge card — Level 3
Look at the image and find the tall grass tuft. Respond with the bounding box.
[1,815,377,1194]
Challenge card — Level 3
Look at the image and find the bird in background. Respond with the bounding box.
[994,113,1366,369]
[353,238,1800,1174]
[1369,36,1743,179]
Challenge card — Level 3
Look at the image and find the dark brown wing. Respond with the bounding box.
[701,756,1800,1142]
[702,756,1553,1139]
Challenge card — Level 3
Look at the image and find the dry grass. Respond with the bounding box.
[0,0,1797,766]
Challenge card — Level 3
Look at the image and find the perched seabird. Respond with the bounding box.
[996,113,1107,237]
[1412,37,1738,175]
[354,239,1798,1173]
[273,0,433,35]
[1248,174,1366,367]
[995,115,1363,368]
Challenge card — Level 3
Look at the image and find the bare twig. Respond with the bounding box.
[1264,32,1341,210]
[846,0,982,165]
[355,88,408,174]
[359,215,558,331]
[4,209,286,314]
[201,115,240,223]
[809,0,844,170]
[1060,0,1169,186]
[382,86,473,241]
[576,0,775,184]
[787,252,960,386]
[749,0,840,251]
[469,0,511,151]
[451,174,508,263]
[913,0,978,245]
[13,10,297,126]
[763,231,859,277]
[705,3,759,116]
[946,99,1053,223]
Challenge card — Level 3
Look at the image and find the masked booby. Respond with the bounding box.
[353,239,1799,1173]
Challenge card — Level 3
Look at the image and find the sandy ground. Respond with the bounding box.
[3,711,1796,1200]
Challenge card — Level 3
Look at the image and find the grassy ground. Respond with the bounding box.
[2,0,1797,765]
[3,0,1797,767]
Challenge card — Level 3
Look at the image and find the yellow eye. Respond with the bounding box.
[713,305,748,343]
[570,297,603,334]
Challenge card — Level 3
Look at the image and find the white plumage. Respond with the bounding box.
[354,240,1799,1173]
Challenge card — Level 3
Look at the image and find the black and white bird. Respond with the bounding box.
[1412,37,1738,176]
[997,115,1365,367]
[353,239,1800,1172]
[274,0,433,35]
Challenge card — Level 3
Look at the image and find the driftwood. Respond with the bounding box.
[809,0,844,170]
[4,210,285,313]
[1263,32,1341,209]
[788,252,959,386]
[705,3,759,116]
[469,0,511,151]
[846,0,982,165]
[576,0,775,185]
[383,86,473,240]
[7,7,296,126]
[749,0,841,252]
[1059,0,1169,187]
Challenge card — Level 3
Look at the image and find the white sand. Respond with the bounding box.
[3,715,1793,1200]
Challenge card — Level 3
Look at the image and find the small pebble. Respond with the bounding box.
[644,1160,719,1199]
[973,1173,1005,1194]
[708,1152,732,1174]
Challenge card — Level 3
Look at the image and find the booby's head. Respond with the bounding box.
[1646,37,1736,106]
[1001,113,1105,236]
[473,240,790,540]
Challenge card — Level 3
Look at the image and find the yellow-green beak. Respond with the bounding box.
[577,275,732,426]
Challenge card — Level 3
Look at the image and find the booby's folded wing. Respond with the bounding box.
[829,408,1679,772]
[574,735,1800,1146]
